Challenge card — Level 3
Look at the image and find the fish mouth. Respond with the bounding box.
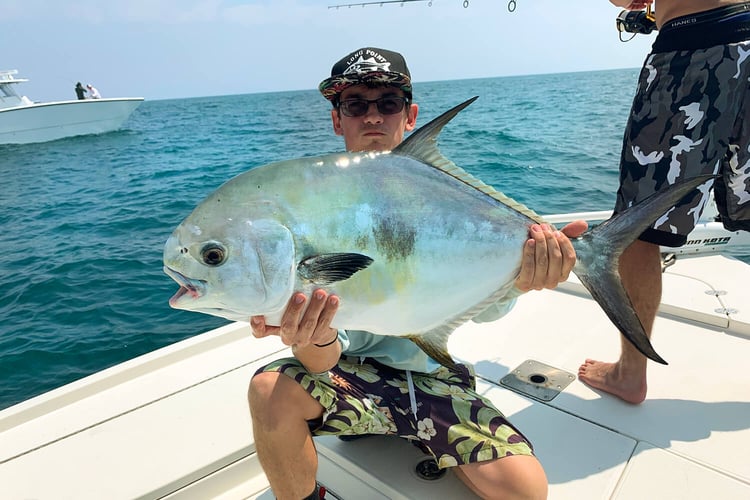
[164,266,207,307]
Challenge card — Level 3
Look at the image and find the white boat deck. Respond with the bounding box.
[0,254,748,499]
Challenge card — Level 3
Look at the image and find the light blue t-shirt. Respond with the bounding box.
[337,287,523,373]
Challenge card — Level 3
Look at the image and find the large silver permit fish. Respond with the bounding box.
[163,97,709,368]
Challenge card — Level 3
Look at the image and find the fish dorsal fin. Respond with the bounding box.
[393,97,546,224]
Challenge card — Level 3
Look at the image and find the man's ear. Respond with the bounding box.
[405,103,419,132]
[331,108,344,136]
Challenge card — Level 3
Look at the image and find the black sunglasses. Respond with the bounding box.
[338,96,409,117]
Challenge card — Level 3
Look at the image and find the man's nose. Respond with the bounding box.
[363,102,384,122]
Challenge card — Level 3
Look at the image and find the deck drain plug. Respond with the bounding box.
[415,458,446,480]
[500,359,575,401]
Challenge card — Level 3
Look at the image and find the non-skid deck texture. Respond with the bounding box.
[450,254,750,498]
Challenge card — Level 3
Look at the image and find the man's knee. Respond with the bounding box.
[248,370,323,425]
[248,372,291,426]
[621,239,661,273]
[625,238,660,257]
[500,456,547,500]
[457,455,547,500]
[248,371,282,406]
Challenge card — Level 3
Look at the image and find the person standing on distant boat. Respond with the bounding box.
[579,0,750,404]
[247,47,587,500]
[74,82,86,100]
[86,84,101,99]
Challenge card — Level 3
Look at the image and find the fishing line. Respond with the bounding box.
[328,1,508,10]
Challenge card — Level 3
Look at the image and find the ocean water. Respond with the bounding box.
[1,68,747,411]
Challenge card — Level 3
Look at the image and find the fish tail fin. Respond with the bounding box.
[572,174,716,365]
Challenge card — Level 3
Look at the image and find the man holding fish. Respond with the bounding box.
[247,47,587,500]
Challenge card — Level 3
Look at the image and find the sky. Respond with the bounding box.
[2,0,656,101]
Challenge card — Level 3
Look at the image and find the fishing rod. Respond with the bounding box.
[327,0,469,8]
[327,1,520,12]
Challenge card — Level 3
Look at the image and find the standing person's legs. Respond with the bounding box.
[578,239,660,404]
[579,40,750,402]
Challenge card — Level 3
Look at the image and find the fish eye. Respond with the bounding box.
[200,243,226,266]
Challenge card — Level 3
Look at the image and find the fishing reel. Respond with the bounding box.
[616,4,657,40]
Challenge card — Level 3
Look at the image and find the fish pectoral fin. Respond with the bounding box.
[297,253,374,285]
[409,327,455,370]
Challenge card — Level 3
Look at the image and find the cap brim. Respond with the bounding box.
[319,71,412,101]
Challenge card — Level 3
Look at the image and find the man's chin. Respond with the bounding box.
[359,137,392,152]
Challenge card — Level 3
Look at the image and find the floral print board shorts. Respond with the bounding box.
[255,356,534,469]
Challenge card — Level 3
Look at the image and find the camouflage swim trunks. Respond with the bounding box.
[614,3,750,246]
[255,356,534,469]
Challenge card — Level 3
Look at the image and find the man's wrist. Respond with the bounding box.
[314,331,339,347]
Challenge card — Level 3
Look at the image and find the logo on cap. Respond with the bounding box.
[344,55,392,76]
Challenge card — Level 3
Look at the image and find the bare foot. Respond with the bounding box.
[578,359,647,404]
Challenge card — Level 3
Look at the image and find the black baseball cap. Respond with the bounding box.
[319,47,412,103]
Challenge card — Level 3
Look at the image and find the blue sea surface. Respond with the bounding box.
[1,68,747,410]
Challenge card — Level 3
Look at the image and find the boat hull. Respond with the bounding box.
[0,98,144,144]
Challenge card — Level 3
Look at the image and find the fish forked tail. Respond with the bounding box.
[571,174,716,365]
